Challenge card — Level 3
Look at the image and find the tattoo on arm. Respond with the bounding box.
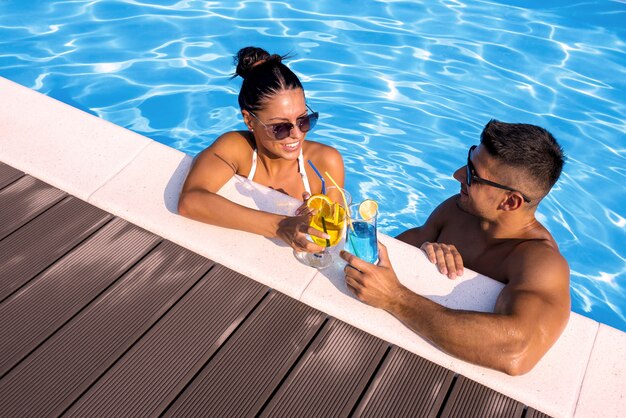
[212,152,237,174]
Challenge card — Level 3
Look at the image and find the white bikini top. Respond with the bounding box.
[247,148,312,195]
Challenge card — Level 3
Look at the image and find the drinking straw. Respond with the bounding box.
[324,171,349,213]
[324,171,363,259]
[324,170,356,232]
[320,217,331,247]
[307,160,326,194]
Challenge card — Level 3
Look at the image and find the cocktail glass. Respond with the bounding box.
[294,186,351,269]
[346,201,379,264]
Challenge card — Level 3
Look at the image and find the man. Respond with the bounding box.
[341,120,569,376]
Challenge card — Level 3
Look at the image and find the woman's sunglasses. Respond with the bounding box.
[466,145,531,203]
[248,104,319,140]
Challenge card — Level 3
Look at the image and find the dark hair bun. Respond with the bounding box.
[234,46,283,79]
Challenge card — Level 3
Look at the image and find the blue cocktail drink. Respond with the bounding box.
[347,221,378,263]
[346,200,378,264]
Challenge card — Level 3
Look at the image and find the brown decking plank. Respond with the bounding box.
[0,162,24,189]
[163,291,326,417]
[0,175,67,240]
[65,265,269,417]
[0,196,112,301]
[526,407,552,418]
[440,375,525,418]
[259,318,388,418]
[0,218,161,377]
[0,241,213,417]
[352,346,454,418]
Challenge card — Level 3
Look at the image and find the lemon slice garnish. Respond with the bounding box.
[358,199,378,220]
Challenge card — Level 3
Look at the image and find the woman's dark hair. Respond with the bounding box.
[233,46,303,112]
[480,119,565,199]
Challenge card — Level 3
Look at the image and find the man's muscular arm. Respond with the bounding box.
[342,241,570,375]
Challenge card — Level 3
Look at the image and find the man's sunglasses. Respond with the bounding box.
[248,104,319,140]
[466,145,531,203]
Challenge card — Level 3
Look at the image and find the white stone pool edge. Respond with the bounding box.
[1,77,623,418]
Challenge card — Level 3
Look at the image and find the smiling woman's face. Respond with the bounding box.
[245,88,308,159]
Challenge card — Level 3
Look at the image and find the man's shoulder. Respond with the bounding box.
[513,220,564,260]
[506,237,570,286]
[514,237,567,265]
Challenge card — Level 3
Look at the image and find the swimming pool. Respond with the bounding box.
[1,0,625,332]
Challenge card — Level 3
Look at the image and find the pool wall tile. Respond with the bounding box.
[88,140,318,299]
[0,77,150,201]
[574,324,626,418]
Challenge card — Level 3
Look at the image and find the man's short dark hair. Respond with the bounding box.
[480,119,565,200]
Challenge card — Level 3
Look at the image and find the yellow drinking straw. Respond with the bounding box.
[324,171,354,233]
[324,171,362,259]
[324,171,348,211]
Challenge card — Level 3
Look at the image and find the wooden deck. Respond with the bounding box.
[0,161,551,417]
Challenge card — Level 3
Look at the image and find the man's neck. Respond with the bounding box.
[478,212,542,242]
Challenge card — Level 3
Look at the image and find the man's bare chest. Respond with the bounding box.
[437,224,515,284]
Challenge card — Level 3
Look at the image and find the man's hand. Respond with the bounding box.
[340,242,406,311]
[420,242,464,279]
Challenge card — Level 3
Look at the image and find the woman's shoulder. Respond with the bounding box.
[197,130,253,159]
[303,140,345,188]
[303,140,342,162]
[192,130,255,174]
[209,130,254,150]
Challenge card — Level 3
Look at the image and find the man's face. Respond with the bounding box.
[453,144,509,218]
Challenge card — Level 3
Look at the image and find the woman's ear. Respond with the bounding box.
[242,110,254,131]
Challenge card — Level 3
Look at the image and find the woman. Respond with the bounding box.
[178,46,345,253]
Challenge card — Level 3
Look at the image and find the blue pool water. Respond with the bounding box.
[1,1,625,332]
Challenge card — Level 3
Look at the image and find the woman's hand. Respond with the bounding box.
[294,192,311,216]
[276,191,329,252]
[277,213,329,253]
[420,242,464,279]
